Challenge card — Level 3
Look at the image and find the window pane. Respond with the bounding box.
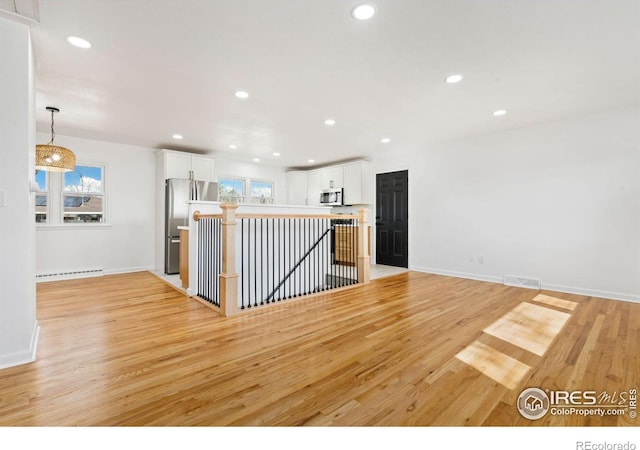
[35,170,47,223]
[35,170,47,191]
[35,195,47,206]
[250,181,273,198]
[63,194,104,223]
[35,193,47,223]
[63,165,105,223]
[64,165,103,193]
[218,178,244,202]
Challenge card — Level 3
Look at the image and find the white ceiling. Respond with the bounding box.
[24,0,640,168]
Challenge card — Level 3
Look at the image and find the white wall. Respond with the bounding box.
[0,18,38,369]
[36,134,157,276]
[372,106,640,302]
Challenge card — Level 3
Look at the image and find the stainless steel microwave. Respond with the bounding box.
[320,188,343,206]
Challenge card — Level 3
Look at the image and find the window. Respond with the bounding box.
[35,170,48,223]
[218,178,245,203]
[63,165,105,223]
[35,163,106,225]
[249,180,274,204]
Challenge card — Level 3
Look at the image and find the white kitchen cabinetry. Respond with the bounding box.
[343,161,372,205]
[161,150,215,181]
[307,170,322,206]
[286,171,308,205]
[320,166,344,190]
[190,156,216,181]
[302,161,371,207]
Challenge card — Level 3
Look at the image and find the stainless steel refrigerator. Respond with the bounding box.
[165,178,218,274]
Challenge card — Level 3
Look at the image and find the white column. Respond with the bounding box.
[0,17,38,369]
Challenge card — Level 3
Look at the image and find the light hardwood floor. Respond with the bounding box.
[0,271,637,426]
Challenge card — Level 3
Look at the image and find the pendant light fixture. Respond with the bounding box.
[35,106,76,172]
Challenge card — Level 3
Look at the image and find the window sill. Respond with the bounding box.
[36,223,113,231]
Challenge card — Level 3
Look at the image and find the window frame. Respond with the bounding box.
[218,177,246,203]
[61,164,106,224]
[35,161,109,227]
[248,178,275,204]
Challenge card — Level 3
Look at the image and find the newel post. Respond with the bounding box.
[220,204,239,316]
[357,208,370,284]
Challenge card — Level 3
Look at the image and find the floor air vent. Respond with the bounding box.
[36,268,104,282]
[503,275,541,290]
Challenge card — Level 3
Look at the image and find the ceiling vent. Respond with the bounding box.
[503,275,541,290]
[0,0,40,23]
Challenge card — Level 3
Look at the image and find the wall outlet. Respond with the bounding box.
[478,255,484,264]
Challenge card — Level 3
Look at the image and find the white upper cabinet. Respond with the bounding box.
[302,161,371,206]
[160,150,215,181]
[320,166,344,190]
[286,171,308,205]
[343,161,372,205]
[164,152,191,179]
[307,170,322,206]
[189,155,216,181]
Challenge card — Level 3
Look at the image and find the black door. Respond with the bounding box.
[376,170,409,268]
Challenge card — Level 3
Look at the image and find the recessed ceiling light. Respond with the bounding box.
[324,119,336,126]
[253,158,260,162]
[235,91,249,99]
[273,152,281,156]
[493,109,507,116]
[228,144,238,149]
[67,36,91,49]
[381,138,390,143]
[172,134,183,140]
[351,4,376,20]
[445,74,463,84]
[308,159,315,163]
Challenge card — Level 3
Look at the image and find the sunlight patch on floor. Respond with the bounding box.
[455,341,532,390]
[530,293,578,311]
[454,293,578,391]
[483,302,571,357]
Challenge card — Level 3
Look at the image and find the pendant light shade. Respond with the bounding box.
[35,107,76,172]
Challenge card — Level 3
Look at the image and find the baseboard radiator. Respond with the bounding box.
[503,275,541,290]
[36,268,104,282]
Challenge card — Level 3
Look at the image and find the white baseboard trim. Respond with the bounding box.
[410,266,640,304]
[36,266,155,282]
[36,268,103,282]
[104,266,155,276]
[541,283,640,304]
[0,320,40,370]
[411,266,503,285]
